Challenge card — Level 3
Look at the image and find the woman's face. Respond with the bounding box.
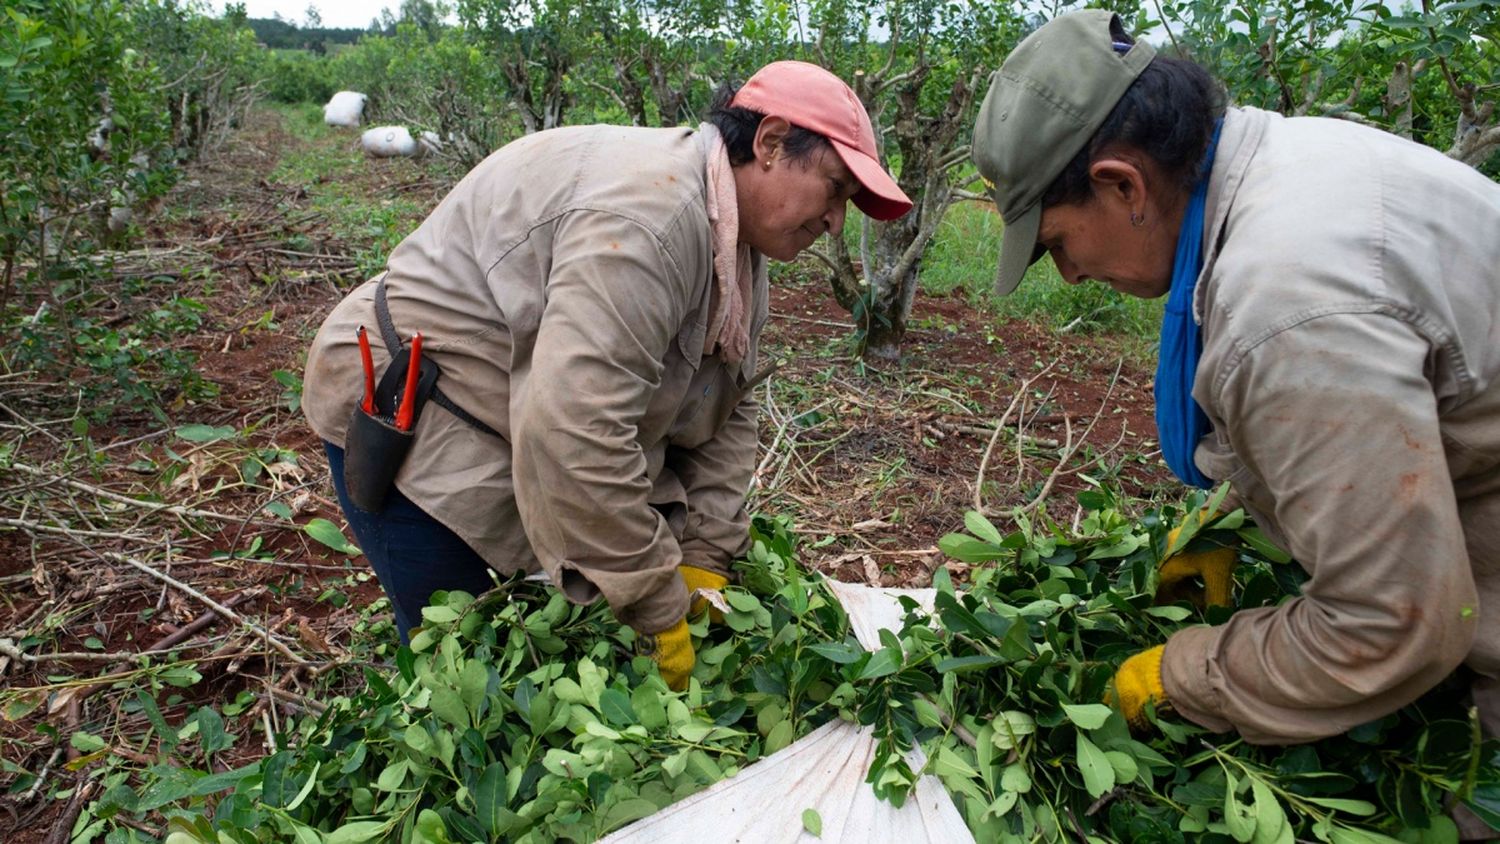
[1035,155,1185,299]
[736,118,861,262]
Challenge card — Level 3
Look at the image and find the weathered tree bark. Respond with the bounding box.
[648,59,694,128]
[1447,82,1500,168]
[1418,0,1500,167]
[501,35,572,134]
[1381,55,1500,168]
[821,64,982,362]
[1383,61,1416,138]
[614,62,649,126]
[593,53,695,128]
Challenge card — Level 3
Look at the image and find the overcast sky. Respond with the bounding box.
[234,0,402,29]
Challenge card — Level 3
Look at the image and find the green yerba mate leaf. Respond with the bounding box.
[1062,703,1114,730]
[802,808,823,837]
[963,510,1004,546]
[1076,733,1114,799]
[304,517,361,556]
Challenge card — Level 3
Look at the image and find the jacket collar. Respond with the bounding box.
[1194,106,1272,325]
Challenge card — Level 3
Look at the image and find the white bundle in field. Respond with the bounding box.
[323,91,367,127]
[361,126,419,158]
[418,130,444,156]
[602,582,974,844]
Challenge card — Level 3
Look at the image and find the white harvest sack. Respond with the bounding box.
[602,581,973,844]
[323,91,367,127]
[599,720,973,844]
[361,126,419,158]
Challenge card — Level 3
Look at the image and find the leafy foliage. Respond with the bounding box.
[129,499,1499,843]
[327,24,511,169]
[868,489,1493,842]
[262,49,337,105]
[1154,0,1500,173]
[1,0,175,287]
[245,17,368,51]
[158,516,855,843]
[260,0,1496,355]
[1,0,257,418]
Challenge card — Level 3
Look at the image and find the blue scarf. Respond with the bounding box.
[1155,122,1223,489]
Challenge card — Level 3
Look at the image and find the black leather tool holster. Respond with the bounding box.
[342,345,439,512]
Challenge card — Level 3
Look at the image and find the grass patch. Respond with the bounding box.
[919,199,1003,301]
[921,200,1164,340]
[266,103,442,277]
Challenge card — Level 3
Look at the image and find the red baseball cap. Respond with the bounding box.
[731,61,913,221]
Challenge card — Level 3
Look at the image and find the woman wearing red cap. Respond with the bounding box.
[301,61,911,688]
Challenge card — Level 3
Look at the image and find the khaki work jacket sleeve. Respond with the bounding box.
[510,210,698,635]
[670,393,758,576]
[1161,312,1480,744]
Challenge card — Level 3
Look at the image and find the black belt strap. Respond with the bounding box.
[375,278,503,439]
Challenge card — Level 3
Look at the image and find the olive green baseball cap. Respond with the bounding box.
[972,11,1156,295]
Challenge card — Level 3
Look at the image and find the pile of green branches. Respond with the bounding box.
[159,516,852,843]
[860,487,1497,843]
[152,493,1497,843]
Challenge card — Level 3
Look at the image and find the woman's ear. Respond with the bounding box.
[752,116,792,169]
[1088,156,1148,214]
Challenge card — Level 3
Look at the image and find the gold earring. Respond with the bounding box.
[1130,212,1145,227]
[763,159,772,170]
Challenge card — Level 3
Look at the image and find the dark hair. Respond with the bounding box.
[1041,51,1226,208]
[706,81,833,167]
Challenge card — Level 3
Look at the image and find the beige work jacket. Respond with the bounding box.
[1161,107,1500,749]
[303,124,769,634]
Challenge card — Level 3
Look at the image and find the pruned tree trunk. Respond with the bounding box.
[820,63,981,362]
[502,43,571,134]
[616,59,649,126]
[648,60,693,127]
[540,70,568,131]
[1384,60,1416,138]
[1447,83,1500,168]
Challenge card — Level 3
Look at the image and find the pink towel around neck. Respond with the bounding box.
[702,128,754,366]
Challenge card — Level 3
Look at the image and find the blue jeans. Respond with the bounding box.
[324,441,496,642]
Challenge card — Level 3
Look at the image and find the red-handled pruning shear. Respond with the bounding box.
[395,332,423,432]
[357,326,376,415]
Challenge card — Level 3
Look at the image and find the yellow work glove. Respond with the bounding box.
[1156,518,1238,609]
[1106,645,1168,732]
[641,618,695,691]
[680,564,728,620]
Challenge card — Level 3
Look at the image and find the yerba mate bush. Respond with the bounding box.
[147,498,1497,843]
[2,0,260,418]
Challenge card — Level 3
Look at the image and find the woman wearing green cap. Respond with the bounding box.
[973,11,1499,834]
[302,61,911,691]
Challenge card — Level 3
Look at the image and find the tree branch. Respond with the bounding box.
[938,144,972,171]
[974,364,1055,514]
[803,244,842,277]
[1450,124,1500,167]
[105,551,309,665]
[581,78,631,116]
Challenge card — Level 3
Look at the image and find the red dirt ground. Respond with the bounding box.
[0,108,1174,841]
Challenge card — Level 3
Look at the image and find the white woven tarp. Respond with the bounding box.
[599,719,971,843]
[602,581,973,844]
[824,580,939,650]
